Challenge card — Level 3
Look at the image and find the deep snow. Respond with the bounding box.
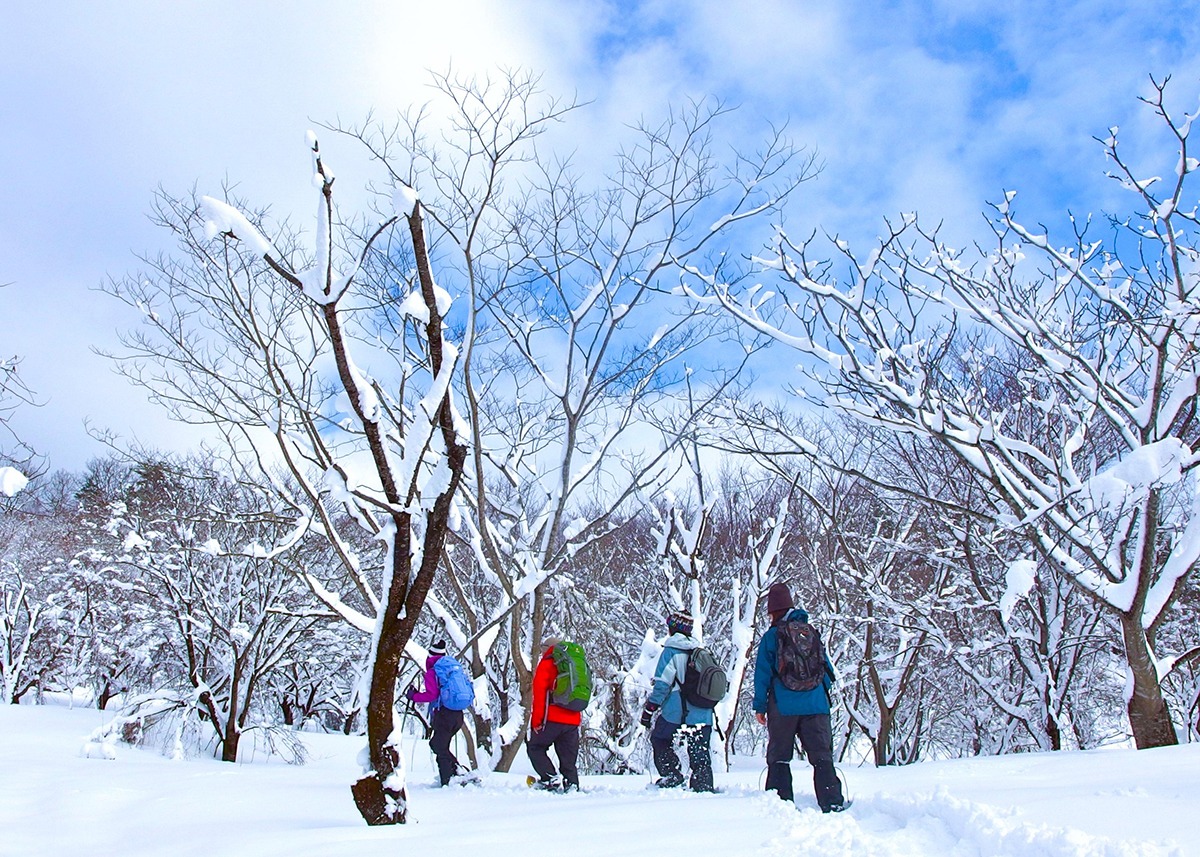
[1,702,1194,857]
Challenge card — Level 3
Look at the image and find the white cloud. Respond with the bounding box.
[4,0,1200,470]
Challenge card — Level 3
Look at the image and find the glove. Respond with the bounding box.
[640,702,660,728]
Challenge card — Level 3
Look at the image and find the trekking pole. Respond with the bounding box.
[397,698,420,771]
[628,723,651,783]
[398,694,413,737]
[835,764,851,807]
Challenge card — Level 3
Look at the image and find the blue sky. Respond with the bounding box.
[4,0,1200,472]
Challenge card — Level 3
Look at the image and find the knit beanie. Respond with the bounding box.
[667,610,694,637]
[766,583,794,615]
[429,639,447,656]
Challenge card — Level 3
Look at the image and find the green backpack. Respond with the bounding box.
[550,641,593,712]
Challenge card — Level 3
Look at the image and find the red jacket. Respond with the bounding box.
[531,647,582,728]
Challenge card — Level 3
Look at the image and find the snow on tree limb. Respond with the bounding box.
[0,466,28,497]
[200,196,278,260]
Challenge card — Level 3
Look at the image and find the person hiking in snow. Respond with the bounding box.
[753,582,846,812]
[527,637,582,792]
[639,610,716,792]
[405,639,467,786]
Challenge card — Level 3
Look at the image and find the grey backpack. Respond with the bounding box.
[681,647,728,709]
[775,619,826,692]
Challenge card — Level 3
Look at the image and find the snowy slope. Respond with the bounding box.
[0,703,1193,857]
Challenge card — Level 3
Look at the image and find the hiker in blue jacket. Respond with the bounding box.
[639,610,715,792]
[753,583,845,812]
[406,639,463,786]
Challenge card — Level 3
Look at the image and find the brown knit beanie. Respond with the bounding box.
[766,583,794,615]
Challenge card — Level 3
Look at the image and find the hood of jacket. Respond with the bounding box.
[662,632,701,651]
[776,607,810,625]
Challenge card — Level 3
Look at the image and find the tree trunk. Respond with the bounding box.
[97,679,116,711]
[1119,612,1177,749]
[280,695,296,727]
[355,531,413,825]
[1045,710,1061,751]
[222,725,240,763]
[492,595,538,773]
[874,704,894,767]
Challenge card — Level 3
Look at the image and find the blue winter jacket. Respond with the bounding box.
[647,633,713,726]
[753,608,834,717]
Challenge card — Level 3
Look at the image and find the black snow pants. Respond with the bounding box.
[429,706,465,786]
[526,721,580,788]
[650,717,714,791]
[764,701,843,810]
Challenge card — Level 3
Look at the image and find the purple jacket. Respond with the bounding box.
[407,654,442,705]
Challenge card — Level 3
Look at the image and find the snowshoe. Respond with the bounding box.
[451,771,482,787]
[648,773,685,789]
[527,774,562,791]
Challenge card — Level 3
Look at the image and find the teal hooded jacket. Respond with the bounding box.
[752,607,834,717]
[647,633,713,726]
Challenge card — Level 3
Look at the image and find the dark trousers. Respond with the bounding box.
[429,706,465,786]
[526,721,580,787]
[764,702,843,809]
[650,717,714,791]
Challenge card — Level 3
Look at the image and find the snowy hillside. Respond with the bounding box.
[1,703,1194,857]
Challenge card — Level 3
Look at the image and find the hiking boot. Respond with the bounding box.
[822,802,846,813]
[560,781,580,794]
[532,775,563,792]
[654,773,685,789]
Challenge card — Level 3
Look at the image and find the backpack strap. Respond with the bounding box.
[675,647,692,721]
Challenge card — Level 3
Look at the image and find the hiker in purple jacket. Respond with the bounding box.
[405,639,463,786]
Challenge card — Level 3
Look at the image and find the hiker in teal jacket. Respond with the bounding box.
[639,611,715,792]
[753,583,845,812]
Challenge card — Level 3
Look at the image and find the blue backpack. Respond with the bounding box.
[432,655,475,711]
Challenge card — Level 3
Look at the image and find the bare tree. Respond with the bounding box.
[103,128,466,820]
[87,456,319,762]
[332,72,818,771]
[697,79,1200,749]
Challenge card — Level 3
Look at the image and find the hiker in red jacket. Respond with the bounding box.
[527,638,581,792]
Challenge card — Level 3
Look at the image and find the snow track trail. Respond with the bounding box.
[762,790,1183,857]
[1,704,1194,857]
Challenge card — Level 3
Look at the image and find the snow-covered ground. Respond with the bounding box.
[1,702,1194,857]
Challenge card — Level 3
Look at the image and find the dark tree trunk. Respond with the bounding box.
[221,727,240,763]
[97,680,116,711]
[280,695,296,727]
[1120,612,1178,749]
[355,527,415,824]
[1120,491,1178,750]
[349,202,468,825]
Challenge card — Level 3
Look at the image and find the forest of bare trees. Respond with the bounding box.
[3,72,1199,826]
